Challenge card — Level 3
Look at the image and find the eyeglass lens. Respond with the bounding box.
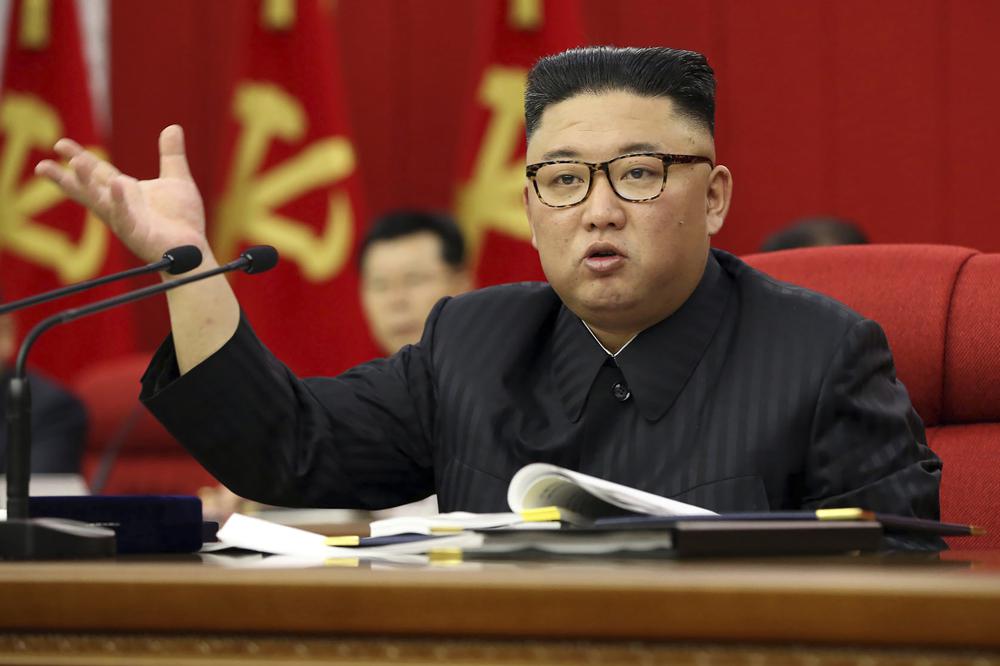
[534,154,665,206]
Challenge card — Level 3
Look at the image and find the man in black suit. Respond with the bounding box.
[36,47,941,545]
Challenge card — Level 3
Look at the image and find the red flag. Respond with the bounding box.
[211,0,378,376]
[0,0,135,382]
[454,0,586,287]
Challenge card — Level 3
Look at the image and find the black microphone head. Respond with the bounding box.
[241,245,279,274]
[162,245,203,274]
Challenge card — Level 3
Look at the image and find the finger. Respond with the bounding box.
[52,137,86,162]
[68,153,115,212]
[37,158,115,224]
[35,159,91,203]
[54,138,120,187]
[47,140,116,204]
[35,159,67,183]
[69,150,119,189]
[158,124,193,181]
[80,152,120,189]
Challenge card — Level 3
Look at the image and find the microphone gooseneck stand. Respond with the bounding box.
[0,246,278,560]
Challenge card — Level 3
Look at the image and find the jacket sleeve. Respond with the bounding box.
[139,302,447,510]
[803,318,945,550]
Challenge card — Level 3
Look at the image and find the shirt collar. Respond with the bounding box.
[550,251,732,422]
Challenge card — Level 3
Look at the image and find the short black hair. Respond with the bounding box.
[525,46,716,140]
[358,210,466,270]
[760,217,869,252]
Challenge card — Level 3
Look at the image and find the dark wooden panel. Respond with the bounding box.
[0,558,999,648]
[0,633,997,665]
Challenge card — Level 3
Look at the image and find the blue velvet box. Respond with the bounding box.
[28,495,204,554]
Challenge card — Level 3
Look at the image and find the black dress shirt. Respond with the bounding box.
[141,250,942,542]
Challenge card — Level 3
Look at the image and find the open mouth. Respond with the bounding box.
[583,243,626,272]
[584,241,626,259]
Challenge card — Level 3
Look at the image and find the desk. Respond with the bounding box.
[0,552,999,664]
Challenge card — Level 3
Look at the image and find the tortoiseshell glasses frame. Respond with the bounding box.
[525,152,715,208]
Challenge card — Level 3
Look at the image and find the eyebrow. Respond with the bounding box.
[540,142,663,161]
[540,148,581,160]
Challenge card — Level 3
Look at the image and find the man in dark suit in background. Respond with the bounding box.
[359,210,472,517]
[36,46,941,547]
[760,216,868,252]
[0,312,87,474]
[358,211,472,358]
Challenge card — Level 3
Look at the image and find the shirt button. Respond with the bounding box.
[612,382,631,402]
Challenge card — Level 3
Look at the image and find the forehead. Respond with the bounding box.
[363,232,445,272]
[526,91,711,162]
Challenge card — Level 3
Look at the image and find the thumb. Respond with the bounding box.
[158,124,193,181]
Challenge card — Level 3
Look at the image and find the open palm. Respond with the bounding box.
[36,125,209,265]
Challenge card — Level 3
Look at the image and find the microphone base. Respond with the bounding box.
[0,517,116,560]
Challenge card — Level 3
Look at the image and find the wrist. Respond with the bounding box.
[158,241,221,282]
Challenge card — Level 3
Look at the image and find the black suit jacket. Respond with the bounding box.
[141,250,941,535]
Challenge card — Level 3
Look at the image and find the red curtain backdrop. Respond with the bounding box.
[7,0,997,381]
[0,0,134,383]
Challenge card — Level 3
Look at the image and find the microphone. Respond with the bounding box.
[0,245,278,560]
[0,245,203,315]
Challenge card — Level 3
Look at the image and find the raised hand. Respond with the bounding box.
[35,125,209,266]
[39,125,238,373]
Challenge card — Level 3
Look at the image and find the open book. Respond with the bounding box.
[508,463,718,518]
[369,463,715,537]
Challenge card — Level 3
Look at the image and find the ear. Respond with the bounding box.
[524,184,539,250]
[705,165,733,236]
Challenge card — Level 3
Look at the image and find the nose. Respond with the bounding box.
[580,170,627,231]
[389,288,412,311]
[375,283,411,314]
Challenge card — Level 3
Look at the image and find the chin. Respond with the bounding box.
[575,293,642,323]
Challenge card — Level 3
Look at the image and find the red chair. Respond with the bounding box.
[744,245,999,549]
[72,353,218,496]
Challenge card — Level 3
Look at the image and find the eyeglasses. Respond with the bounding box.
[525,152,714,208]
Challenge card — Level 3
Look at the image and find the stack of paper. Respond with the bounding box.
[203,464,978,565]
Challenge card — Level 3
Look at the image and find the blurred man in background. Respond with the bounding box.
[760,216,868,252]
[358,210,471,516]
[359,211,472,356]
[0,310,87,475]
